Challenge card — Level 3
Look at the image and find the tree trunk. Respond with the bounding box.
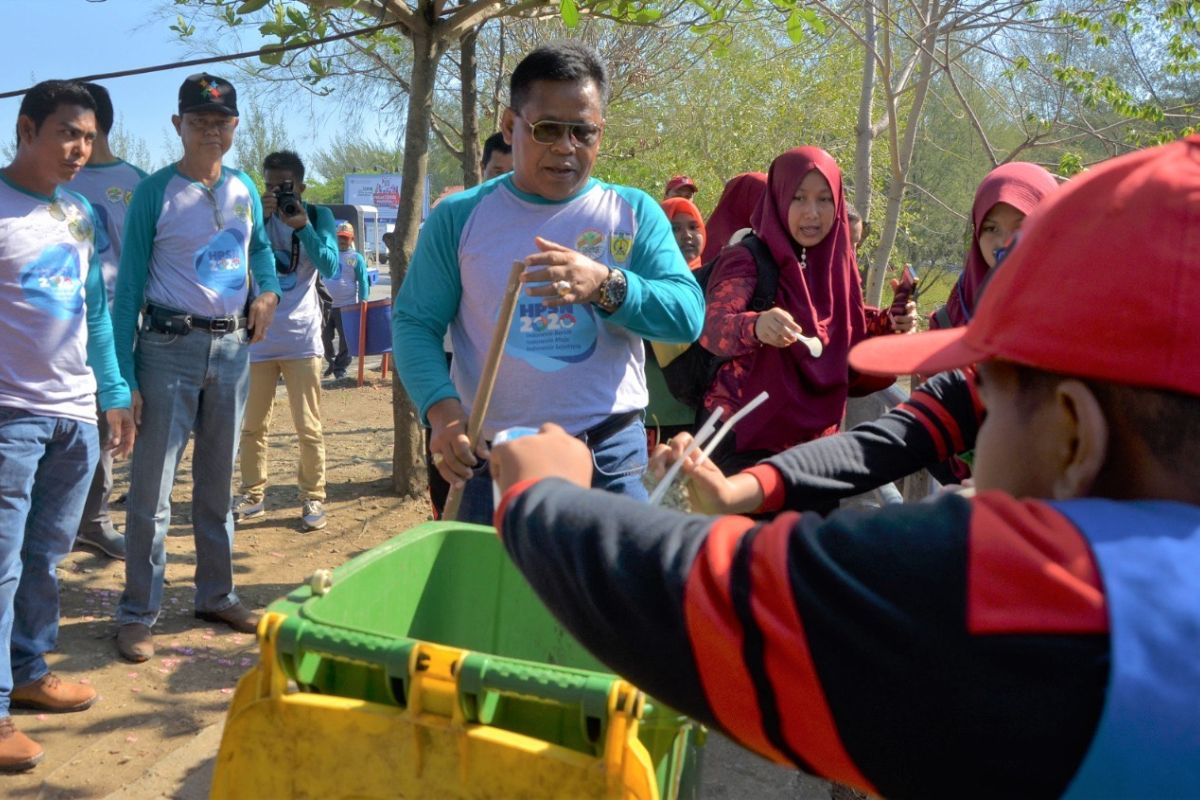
[853,0,877,221]
[864,24,938,306]
[460,26,482,187]
[391,20,448,498]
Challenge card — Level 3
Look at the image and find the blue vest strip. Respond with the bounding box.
[1053,499,1200,799]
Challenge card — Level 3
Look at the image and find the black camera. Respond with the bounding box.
[275,180,302,217]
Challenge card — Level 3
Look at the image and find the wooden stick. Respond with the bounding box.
[442,260,526,521]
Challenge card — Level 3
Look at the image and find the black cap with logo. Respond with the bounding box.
[178,73,238,116]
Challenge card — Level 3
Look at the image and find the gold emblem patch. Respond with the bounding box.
[609,231,633,263]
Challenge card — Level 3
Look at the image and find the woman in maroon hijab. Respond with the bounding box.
[701,172,768,263]
[700,147,870,472]
[931,162,1059,329]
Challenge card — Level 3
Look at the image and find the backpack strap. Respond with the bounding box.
[739,233,779,312]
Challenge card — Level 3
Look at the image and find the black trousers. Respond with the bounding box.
[322,306,351,370]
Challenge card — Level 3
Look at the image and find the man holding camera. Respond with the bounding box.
[232,151,338,532]
[110,73,280,662]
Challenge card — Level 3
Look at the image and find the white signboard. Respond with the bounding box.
[343,173,433,230]
[344,173,402,228]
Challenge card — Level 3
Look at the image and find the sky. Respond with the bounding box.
[0,0,391,171]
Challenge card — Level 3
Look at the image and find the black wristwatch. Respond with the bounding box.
[596,268,627,312]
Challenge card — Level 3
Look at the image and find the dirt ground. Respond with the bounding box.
[5,361,431,799]
[5,357,839,799]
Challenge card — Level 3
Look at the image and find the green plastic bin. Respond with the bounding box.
[265,522,704,798]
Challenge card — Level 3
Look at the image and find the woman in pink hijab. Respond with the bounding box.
[700,147,871,471]
[931,162,1059,328]
[701,172,768,263]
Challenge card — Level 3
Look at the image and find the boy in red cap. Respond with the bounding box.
[664,174,697,200]
[488,137,1200,797]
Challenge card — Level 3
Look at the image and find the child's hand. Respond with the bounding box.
[491,423,593,494]
[889,296,920,334]
[888,270,920,334]
[649,434,764,514]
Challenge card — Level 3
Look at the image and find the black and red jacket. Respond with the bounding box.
[744,366,983,510]
[496,483,1110,799]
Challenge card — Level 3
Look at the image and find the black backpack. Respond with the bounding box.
[659,233,779,407]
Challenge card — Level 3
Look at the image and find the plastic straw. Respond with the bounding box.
[648,406,724,506]
[694,390,770,468]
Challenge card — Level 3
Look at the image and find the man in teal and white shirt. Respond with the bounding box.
[0,80,134,773]
[67,81,148,561]
[323,220,370,379]
[111,73,280,663]
[393,42,703,523]
[233,151,339,532]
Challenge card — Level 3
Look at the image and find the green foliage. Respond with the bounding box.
[1058,151,1085,176]
[587,18,866,216]
[561,0,581,27]
[170,13,196,37]
[1049,0,1200,140]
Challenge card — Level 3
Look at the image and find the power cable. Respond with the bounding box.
[0,19,400,100]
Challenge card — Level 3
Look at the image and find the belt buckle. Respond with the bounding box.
[209,316,233,333]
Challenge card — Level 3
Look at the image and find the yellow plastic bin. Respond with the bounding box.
[210,523,704,799]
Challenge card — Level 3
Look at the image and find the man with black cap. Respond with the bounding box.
[110,73,281,663]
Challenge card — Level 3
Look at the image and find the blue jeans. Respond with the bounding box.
[118,327,249,627]
[0,407,98,716]
[458,415,649,524]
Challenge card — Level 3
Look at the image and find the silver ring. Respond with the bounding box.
[553,280,571,297]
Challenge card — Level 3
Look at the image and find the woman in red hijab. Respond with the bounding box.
[661,197,707,269]
[700,147,869,472]
[701,172,768,263]
[931,162,1059,328]
[646,198,709,445]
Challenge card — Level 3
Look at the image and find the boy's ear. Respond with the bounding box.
[1052,379,1109,500]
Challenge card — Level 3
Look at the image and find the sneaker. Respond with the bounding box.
[0,717,43,773]
[195,603,260,634]
[73,522,126,560]
[10,673,97,713]
[322,363,335,377]
[117,623,154,663]
[333,369,347,380]
[232,495,264,522]
[300,500,327,532]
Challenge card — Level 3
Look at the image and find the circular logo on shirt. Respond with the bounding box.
[21,244,84,319]
[106,186,124,204]
[506,288,598,372]
[576,229,606,261]
[195,228,247,294]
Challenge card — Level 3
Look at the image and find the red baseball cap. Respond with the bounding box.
[665,175,697,194]
[851,135,1200,397]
